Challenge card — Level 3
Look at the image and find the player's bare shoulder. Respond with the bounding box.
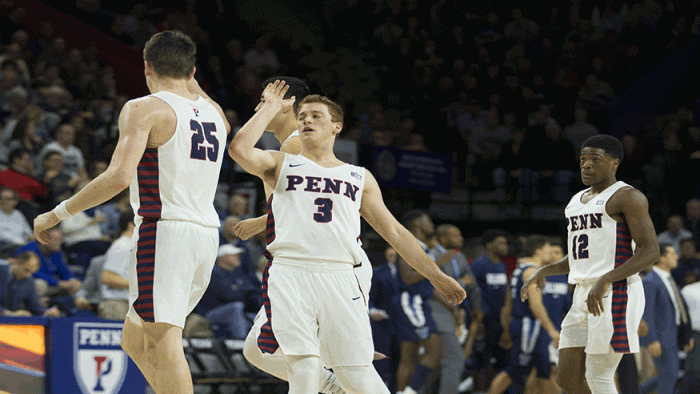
[120,96,176,146]
[606,185,649,219]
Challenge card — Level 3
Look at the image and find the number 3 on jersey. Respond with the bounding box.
[314,198,333,223]
[571,234,589,259]
[190,119,218,161]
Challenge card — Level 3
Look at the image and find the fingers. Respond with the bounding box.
[586,295,605,316]
[520,282,531,302]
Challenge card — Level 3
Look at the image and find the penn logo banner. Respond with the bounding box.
[73,322,128,394]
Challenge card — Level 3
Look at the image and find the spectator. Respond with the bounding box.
[195,244,258,338]
[369,246,401,390]
[220,215,257,279]
[563,106,599,156]
[98,209,134,321]
[0,148,48,205]
[0,251,60,317]
[684,198,700,242]
[16,226,81,311]
[673,238,700,287]
[680,274,700,394]
[657,214,693,254]
[38,150,78,209]
[39,123,88,182]
[640,243,694,394]
[0,186,33,257]
[59,182,111,273]
[467,109,512,190]
[72,255,105,317]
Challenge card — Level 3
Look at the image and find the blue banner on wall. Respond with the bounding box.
[372,147,452,193]
[47,318,147,394]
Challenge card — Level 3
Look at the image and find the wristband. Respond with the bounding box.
[53,200,74,220]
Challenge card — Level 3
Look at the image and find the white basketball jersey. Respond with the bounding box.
[130,91,226,228]
[565,181,635,284]
[266,154,365,265]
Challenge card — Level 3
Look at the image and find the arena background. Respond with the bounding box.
[1,0,700,393]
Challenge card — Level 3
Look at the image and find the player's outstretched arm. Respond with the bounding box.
[360,171,466,305]
[34,98,157,244]
[228,81,291,181]
[521,254,570,301]
[187,75,231,134]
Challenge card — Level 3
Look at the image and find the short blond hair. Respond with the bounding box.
[298,95,344,123]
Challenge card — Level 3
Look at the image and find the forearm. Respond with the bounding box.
[529,298,557,336]
[538,257,570,277]
[600,248,657,284]
[102,271,129,290]
[64,171,129,217]
[466,283,482,312]
[389,231,443,282]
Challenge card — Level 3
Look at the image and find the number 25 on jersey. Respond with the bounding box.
[190,119,218,161]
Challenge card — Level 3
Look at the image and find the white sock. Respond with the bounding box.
[403,386,418,394]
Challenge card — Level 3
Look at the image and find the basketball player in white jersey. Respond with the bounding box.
[231,76,353,394]
[228,81,465,394]
[33,31,230,394]
[521,135,659,394]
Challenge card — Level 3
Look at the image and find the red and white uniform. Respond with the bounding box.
[258,153,373,367]
[126,91,226,328]
[560,181,644,354]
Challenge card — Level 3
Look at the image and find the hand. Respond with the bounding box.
[685,338,695,353]
[521,267,546,302]
[233,217,263,241]
[548,330,561,348]
[261,80,295,114]
[369,309,389,321]
[431,273,467,305]
[59,278,81,294]
[74,296,91,310]
[637,319,648,337]
[33,211,61,244]
[499,330,513,350]
[43,306,61,317]
[647,341,662,358]
[586,278,611,316]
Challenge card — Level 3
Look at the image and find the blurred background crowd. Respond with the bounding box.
[2,0,700,393]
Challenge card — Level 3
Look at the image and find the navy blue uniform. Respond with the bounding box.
[471,254,509,368]
[506,263,552,392]
[389,242,438,343]
[369,262,401,388]
[541,274,572,332]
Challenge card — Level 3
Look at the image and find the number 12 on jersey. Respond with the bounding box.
[571,234,589,259]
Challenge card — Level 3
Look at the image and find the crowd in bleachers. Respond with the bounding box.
[3,0,700,392]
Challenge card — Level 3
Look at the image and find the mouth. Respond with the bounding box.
[302,126,314,133]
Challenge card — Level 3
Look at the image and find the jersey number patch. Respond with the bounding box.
[313,198,333,223]
[571,234,589,259]
[190,120,219,161]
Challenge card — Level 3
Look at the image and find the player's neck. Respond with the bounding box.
[148,77,198,100]
[589,177,617,194]
[300,140,343,167]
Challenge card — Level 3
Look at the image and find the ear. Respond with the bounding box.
[144,61,152,77]
[188,66,196,80]
[332,122,343,136]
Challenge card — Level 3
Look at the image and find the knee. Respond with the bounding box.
[424,336,444,367]
[556,369,584,393]
[121,332,142,360]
